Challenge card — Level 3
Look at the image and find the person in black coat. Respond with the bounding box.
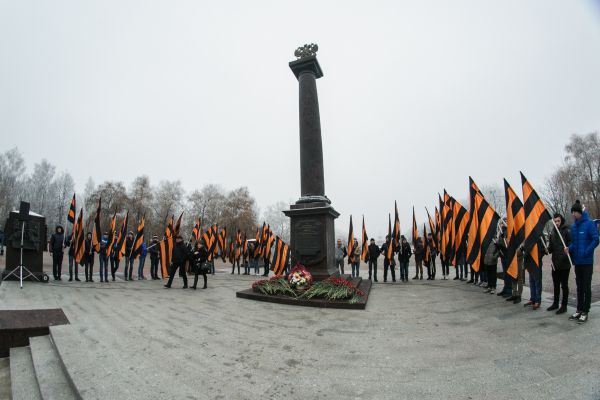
[547,213,572,314]
[65,231,80,282]
[124,232,134,281]
[397,236,412,282]
[367,238,380,282]
[164,235,191,289]
[49,225,65,280]
[83,232,95,282]
[148,235,161,280]
[380,236,397,283]
[191,242,209,289]
[413,238,424,280]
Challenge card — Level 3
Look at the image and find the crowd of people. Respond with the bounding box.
[40,201,599,323]
[335,201,598,324]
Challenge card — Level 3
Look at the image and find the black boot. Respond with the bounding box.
[547,303,559,311]
[556,305,567,314]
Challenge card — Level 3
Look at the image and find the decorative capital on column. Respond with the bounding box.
[289,55,323,80]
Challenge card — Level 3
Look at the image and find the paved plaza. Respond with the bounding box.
[1,260,599,400]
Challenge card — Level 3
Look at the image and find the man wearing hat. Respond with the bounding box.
[566,200,599,324]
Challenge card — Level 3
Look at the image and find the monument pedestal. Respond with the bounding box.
[283,202,339,281]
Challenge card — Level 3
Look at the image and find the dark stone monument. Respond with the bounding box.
[283,44,339,281]
[236,44,372,308]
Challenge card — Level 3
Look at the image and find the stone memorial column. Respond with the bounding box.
[284,44,339,281]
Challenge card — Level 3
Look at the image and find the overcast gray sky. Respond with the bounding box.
[2,0,600,238]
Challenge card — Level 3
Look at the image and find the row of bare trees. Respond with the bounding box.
[544,132,600,220]
[0,147,291,243]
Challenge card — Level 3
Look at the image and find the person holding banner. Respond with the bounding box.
[99,232,109,283]
[164,235,191,289]
[124,232,134,280]
[149,235,161,280]
[398,235,412,282]
[547,213,571,314]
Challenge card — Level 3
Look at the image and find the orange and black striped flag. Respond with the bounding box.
[441,191,454,262]
[106,213,117,257]
[92,198,102,252]
[386,214,394,261]
[73,209,86,265]
[393,201,400,245]
[271,237,290,276]
[253,227,262,258]
[173,212,183,237]
[466,191,500,272]
[412,207,419,247]
[115,211,129,262]
[361,216,369,262]
[423,223,430,264]
[242,232,248,261]
[67,193,76,223]
[132,215,145,258]
[452,198,470,266]
[191,218,201,242]
[347,215,355,261]
[219,227,227,261]
[228,241,235,264]
[160,215,174,278]
[426,207,437,250]
[504,179,525,278]
[263,229,275,260]
[521,172,551,269]
[434,206,441,249]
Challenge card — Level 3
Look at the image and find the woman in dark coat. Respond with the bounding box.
[191,242,209,290]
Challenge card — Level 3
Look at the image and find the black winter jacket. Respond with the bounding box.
[549,224,571,270]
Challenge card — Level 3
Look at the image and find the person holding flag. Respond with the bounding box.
[566,200,599,324]
[83,232,95,282]
[412,237,424,280]
[124,231,135,280]
[99,232,109,283]
[350,238,361,278]
[380,235,396,283]
[367,238,380,282]
[398,235,412,282]
[547,213,571,314]
[149,235,161,280]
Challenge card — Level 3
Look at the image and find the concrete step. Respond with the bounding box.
[29,335,79,400]
[0,356,11,400]
[10,346,42,400]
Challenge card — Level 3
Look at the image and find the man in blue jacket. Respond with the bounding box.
[566,200,599,324]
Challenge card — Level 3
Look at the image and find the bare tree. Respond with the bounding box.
[128,175,153,221]
[480,184,506,217]
[26,159,56,217]
[51,171,75,229]
[262,201,290,242]
[151,180,184,233]
[220,187,257,237]
[563,132,600,217]
[0,147,26,223]
[186,184,225,228]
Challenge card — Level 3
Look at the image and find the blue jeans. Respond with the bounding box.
[351,262,359,277]
[252,259,259,274]
[138,255,146,278]
[210,261,215,274]
[99,254,108,281]
[529,269,542,303]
